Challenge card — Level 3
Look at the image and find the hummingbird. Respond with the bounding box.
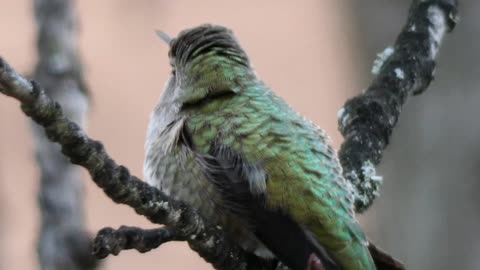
[144,24,375,270]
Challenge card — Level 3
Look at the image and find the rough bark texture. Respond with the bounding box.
[0,61,272,270]
[356,1,480,269]
[0,0,457,269]
[31,0,97,269]
[93,226,184,257]
[338,0,459,212]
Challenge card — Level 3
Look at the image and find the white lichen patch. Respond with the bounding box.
[346,161,383,208]
[343,174,359,202]
[409,24,417,32]
[372,46,394,75]
[168,208,182,224]
[394,68,405,80]
[337,107,350,128]
[337,107,345,120]
[345,170,358,185]
[204,236,215,248]
[427,5,447,58]
[361,160,383,184]
[150,200,169,210]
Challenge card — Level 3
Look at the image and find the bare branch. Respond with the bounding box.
[31,0,96,269]
[338,0,459,212]
[0,59,272,270]
[92,226,183,258]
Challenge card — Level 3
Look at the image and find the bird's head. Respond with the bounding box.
[157,25,253,106]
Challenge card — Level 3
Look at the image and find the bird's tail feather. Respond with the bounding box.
[368,242,405,270]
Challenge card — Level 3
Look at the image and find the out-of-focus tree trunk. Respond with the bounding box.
[31,0,97,269]
[353,2,480,270]
[0,159,4,270]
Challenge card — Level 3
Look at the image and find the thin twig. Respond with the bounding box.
[93,226,184,258]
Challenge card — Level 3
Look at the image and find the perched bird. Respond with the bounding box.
[144,24,375,270]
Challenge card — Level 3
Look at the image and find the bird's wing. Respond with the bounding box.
[249,93,375,270]
[186,86,374,269]
[194,143,340,270]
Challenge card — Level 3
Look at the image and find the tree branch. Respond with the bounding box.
[0,0,458,269]
[31,0,96,269]
[92,226,184,258]
[0,61,272,270]
[338,0,459,212]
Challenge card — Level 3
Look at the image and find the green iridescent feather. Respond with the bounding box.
[144,24,375,270]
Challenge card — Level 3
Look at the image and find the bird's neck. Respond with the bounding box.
[176,54,255,106]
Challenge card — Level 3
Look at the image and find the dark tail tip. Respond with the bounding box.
[369,243,405,270]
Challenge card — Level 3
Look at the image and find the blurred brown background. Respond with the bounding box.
[0,1,478,270]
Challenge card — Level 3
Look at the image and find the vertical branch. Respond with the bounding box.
[338,0,459,212]
[0,168,4,270]
[31,0,97,269]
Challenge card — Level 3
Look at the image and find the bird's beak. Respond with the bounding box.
[156,30,172,45]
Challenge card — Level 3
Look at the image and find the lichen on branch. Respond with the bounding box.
[0,59,273,270]
[338,0,459,212]
[0,0,458,269]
